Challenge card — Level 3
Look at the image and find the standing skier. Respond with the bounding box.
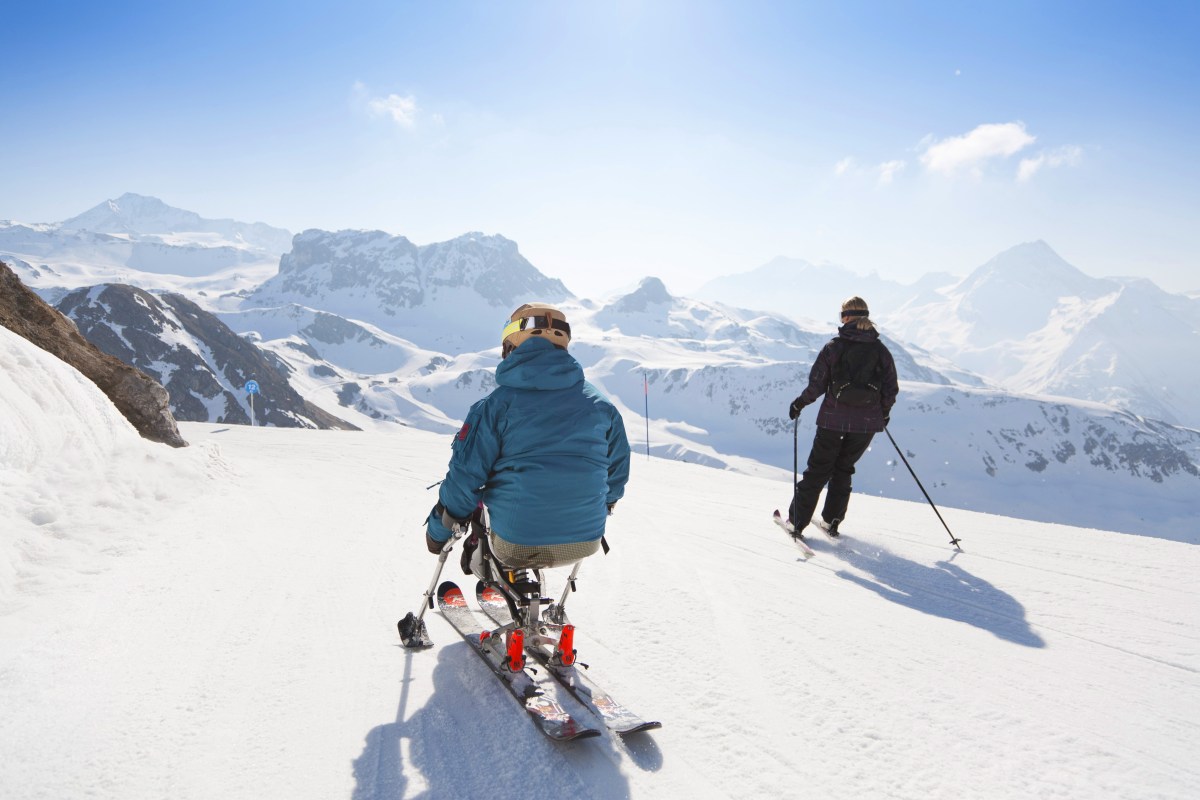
[425,303,631,574]
[785,296,898,537]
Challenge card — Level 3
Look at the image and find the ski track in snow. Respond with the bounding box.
[2,401,1198,798]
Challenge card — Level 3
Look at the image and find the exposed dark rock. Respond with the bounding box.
[0,261,187,447]
[56,284,357,431]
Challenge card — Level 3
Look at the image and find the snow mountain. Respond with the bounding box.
[219,302,482,433]
[57,284,355,431]
[590,277,950,382]
[693,254,959,324]
[243,228,573,353]
[0,193,291,301]
[573,281,1200,541]
[883,241,1200,429]
[224,275,1200,540]
[58,193,293,253]
[6,195,1197,541]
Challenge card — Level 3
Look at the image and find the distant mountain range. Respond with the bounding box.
[882,241,1200,429]
[0,192,290,300]
[693,255,959,324]
[694,239,1200,431]
[2,194,1197,541]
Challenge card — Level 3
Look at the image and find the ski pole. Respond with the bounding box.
[791,414,800,528]
[644,372,650,460]
[884,427,963,551]
[397,525,468,648]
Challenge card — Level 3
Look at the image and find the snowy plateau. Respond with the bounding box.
[1,194,1199,798]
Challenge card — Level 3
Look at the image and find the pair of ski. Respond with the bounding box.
[772,510,840,557]
[436,579,661,742]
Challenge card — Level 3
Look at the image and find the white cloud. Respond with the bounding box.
[835,157,907,186]
[368,94,419,128]
[354,81,421,130]
[920,122,1036,176]
[1017,145,1084,182]
[877,160,906,185]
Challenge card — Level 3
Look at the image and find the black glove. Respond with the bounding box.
[883,416,891,427]
[428,501,468,534]
[440,504,470,534]
[607,503,616,516]
[788,397,804,420]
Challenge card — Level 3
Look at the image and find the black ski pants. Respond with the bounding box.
[788,427,875,529]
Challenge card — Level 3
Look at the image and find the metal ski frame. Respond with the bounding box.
[400,498,588,657]
[546,560,582,625]
[478,558,583,665]
[398,525,468,648]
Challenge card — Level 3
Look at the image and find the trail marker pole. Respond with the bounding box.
[644,373,650,459]
[245,380,260,427]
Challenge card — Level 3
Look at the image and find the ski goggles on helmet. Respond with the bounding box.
[501,315,571,341]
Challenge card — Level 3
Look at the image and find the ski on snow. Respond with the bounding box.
[772,510,816,556]
[475,582,662,737]
[435,580,601,742]
[812,519,843,541]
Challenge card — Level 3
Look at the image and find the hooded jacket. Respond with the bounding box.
[427,336,631,547]
[795,323,899,434]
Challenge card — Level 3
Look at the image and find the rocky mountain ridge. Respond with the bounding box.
[0,262,186,447]
[244,228,572,352]
[56,284,356,431]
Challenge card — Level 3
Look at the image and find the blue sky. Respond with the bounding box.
[3,1,1198,297]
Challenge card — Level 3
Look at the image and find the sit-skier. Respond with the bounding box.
[423,302,631,610]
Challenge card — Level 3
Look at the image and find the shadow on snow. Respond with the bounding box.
[828,541,1046,648]
[352,640,646,799]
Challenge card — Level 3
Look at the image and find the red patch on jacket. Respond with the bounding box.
[456,422,470,441]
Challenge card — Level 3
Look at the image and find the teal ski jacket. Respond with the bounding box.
[427,337,631,547]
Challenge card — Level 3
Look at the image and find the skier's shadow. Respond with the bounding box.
[829,542,1046,647]
[351,642,642,799]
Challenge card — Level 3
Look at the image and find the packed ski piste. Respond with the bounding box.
[392,298,972,743]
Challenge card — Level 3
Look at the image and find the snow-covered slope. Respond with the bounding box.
[883,241,1200,428]
[559,281,1200,541]
[0,324,210,610]
[220,276,1200,540]
[1,356,1196,799]
[221,303,487,433]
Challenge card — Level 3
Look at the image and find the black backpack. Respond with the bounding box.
[829,340,884,408]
